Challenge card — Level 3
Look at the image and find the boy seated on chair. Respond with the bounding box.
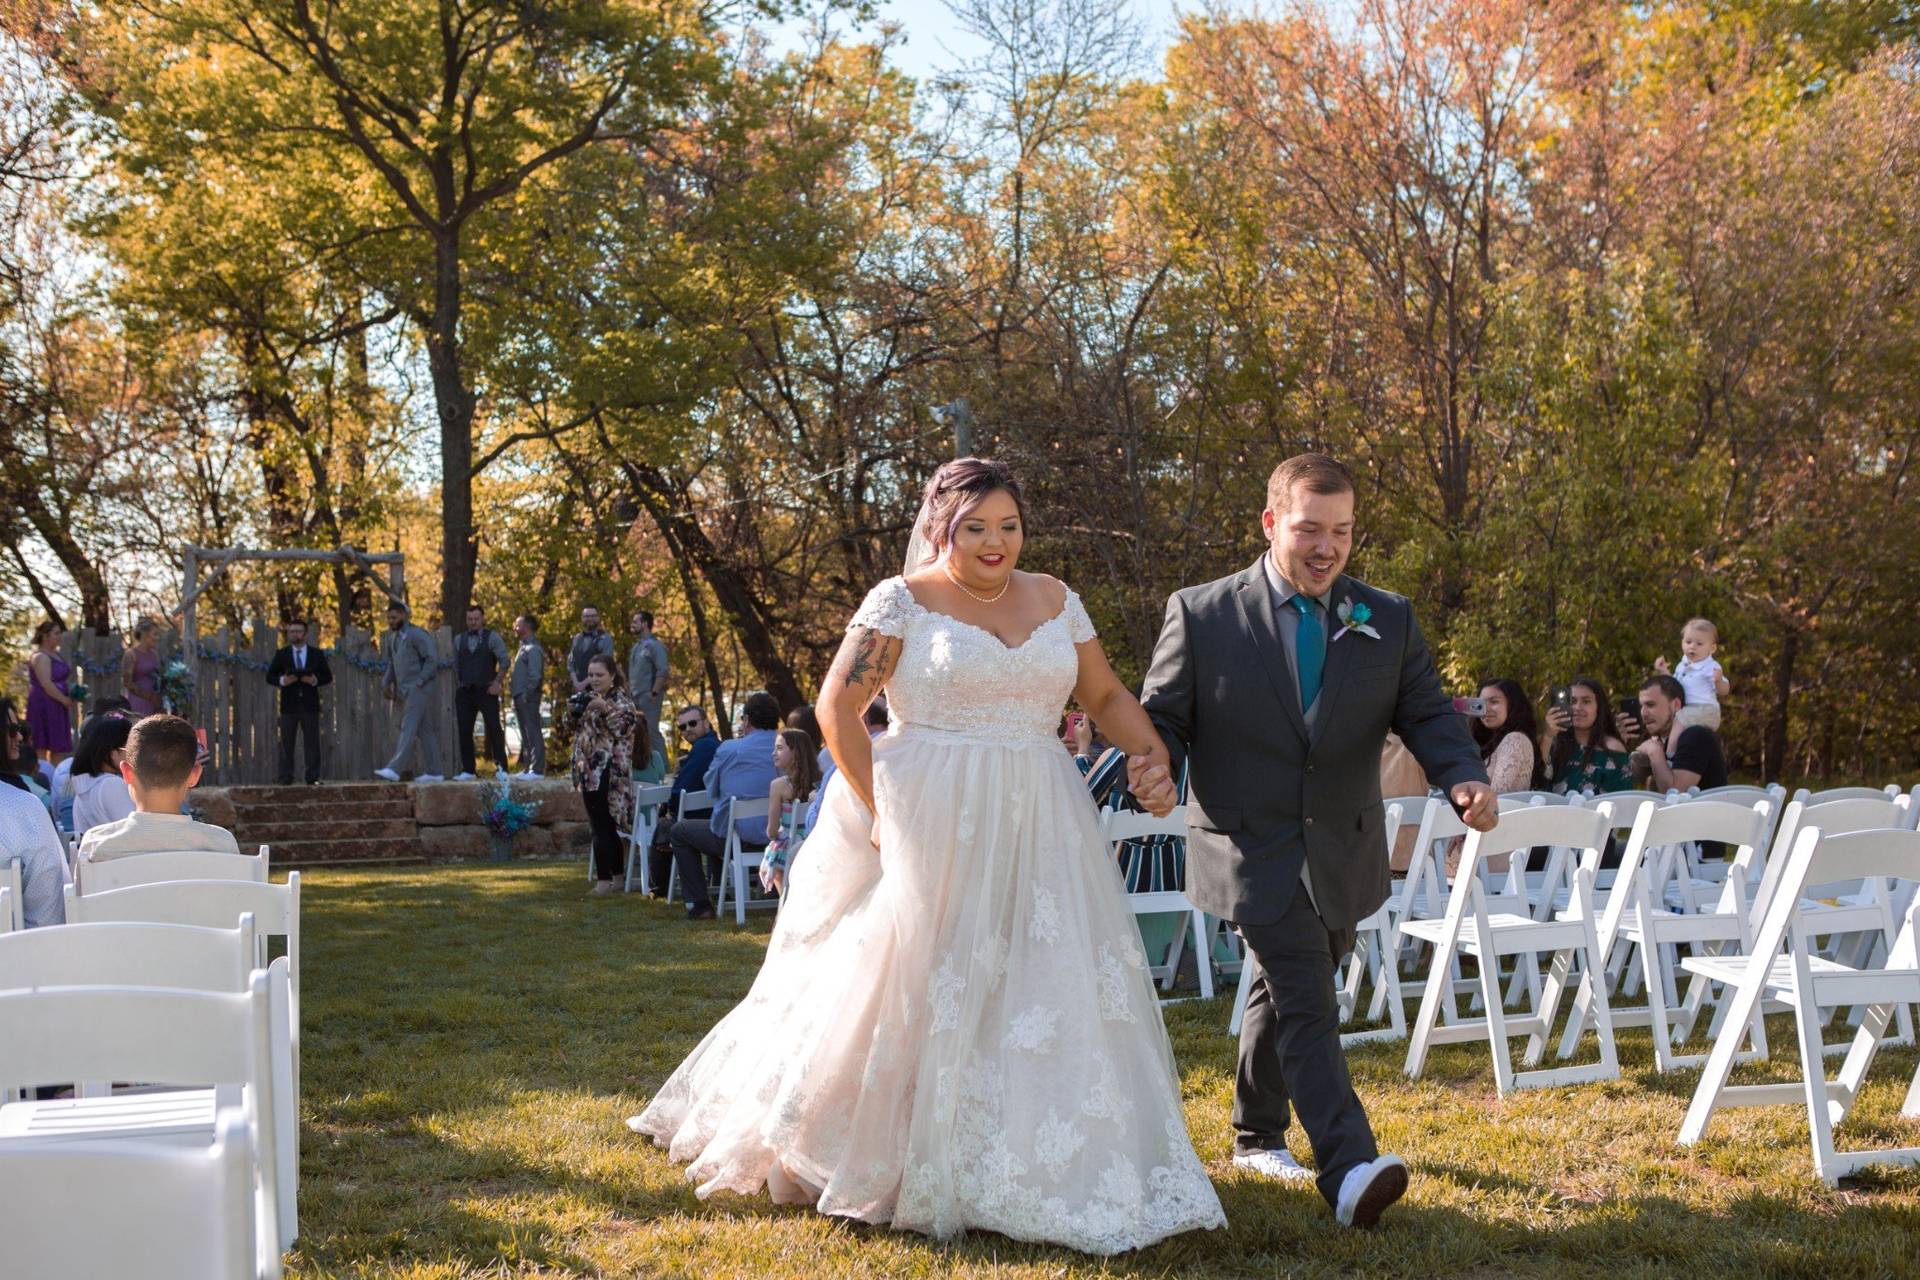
[77,714,240,863]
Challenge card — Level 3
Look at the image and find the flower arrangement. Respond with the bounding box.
[158,659,196,715]
[480,780,542,841]
[1333,597,1380,642]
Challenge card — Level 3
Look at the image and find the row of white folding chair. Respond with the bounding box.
[661,787,710,903]
[619,782,674,893]
[1678,825,1920,1185]
[0,953,289,1276]
[77,846,270,896]
[1104,807,1214,1001]
[1401,803,1621,1093]
[718,796,775,925]
[0,886,11,935]
[4,856,20,931]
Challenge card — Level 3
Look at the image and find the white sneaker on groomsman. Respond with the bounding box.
[415,773,444,783]
[1335,1154,1408,1228]
[374,767,400,782]
[453,772,477,781]
[1232,1148,1315,1184]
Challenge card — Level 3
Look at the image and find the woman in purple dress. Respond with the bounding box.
[122,618,163,716]
[25,620,77,764]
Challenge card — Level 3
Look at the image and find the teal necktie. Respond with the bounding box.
[1290,594,1324,712]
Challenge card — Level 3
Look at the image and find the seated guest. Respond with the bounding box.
[78,714,240,863]
[70,712,136,841]
[785,703,823,751]
[1543,677,1633,795]
[647,704,719,895]
[668,692,781,920]
[807,695,885,838]
[0,698,66,926]
[631,724,667,784]
[1627,675,1728,793]
[1471,679,1545,795]
[759,728,822,894]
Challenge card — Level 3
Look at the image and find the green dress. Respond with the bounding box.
[1549,743,1635,795]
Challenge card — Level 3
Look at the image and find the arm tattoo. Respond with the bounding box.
[839,629,897,689]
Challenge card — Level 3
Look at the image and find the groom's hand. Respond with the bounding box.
[1452,781,1498,832]
[1128,756,1179,818]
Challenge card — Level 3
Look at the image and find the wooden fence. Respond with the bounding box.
[56,624,511,785]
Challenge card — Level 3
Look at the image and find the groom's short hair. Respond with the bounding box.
[1267,454,1354,514]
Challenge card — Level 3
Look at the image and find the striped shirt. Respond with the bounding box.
[0,777,67,927]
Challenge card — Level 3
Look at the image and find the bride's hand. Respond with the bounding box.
[1128,756,1179,817]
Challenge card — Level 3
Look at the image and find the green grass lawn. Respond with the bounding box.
[291,862,1920,1279]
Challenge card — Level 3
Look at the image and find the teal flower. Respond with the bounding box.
[1334,596,1381,642]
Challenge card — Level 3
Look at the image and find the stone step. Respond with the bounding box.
[266,836,425,865]
[232,818,418,844]
[225,783,412,805]
[230,799,416,823]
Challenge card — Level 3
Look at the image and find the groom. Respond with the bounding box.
[1137,453,1496,1228]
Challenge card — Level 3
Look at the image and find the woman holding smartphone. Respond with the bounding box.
[1542,678,1634,795]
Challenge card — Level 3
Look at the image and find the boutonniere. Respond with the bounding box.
[1333,596,1380,642]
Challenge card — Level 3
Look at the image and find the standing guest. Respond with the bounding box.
[1628,675,1729,793]
[568,606,615,694]
[69,713,136,842]
[758,727,823,894]
[648,705,719,895]
[121,619,164,716]
[25,620,76,766]
[1470,678,1546,794]
[451,604,511,780]
[78,714,240,863]
[571,655,637,896]
[627,609,670,762]
[1543,677,1634,795]
[0,698,66,927]
[1654,617,1730,731]
[509,614,547,776]
[265,618,333,786]
[667,691,781,921]
[374,601,445,783]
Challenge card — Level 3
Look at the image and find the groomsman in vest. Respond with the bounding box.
[374,601,444,783]
[452,604,511,780]
[510,613,546,776]
[627,608,670,761]
[265,618,332,785]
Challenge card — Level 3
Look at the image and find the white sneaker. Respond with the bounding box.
[1335,1154,1408,1228]
[1232,1148,1315,1183]
[415,773,445,783]
[373,767,400,783]
[453,772,477,781]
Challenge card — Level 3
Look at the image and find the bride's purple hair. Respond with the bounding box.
[915,457,1031,559]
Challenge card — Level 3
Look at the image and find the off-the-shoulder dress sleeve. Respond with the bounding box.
[1063,586,1098,644]
[847,577,917,638]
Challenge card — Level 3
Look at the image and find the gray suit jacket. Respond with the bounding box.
[1141,557,1486,930]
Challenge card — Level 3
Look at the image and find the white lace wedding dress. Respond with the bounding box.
[631,577,1225,1253]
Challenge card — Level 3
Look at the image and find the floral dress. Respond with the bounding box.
[1549,742,1636,796]
[570,690,637,826]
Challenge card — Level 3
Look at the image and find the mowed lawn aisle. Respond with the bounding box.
[294,864,1919,1279]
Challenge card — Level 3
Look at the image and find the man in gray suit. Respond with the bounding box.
[374,601,445,782]
[509,613,546,776]
[1139,453,1495,1229]
[627,608,669,762]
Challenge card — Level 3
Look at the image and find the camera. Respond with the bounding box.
[568,689,594,717]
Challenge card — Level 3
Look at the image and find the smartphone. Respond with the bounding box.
[1552,685,1573,714]
[1616,697,1643,727]
[1451,696,1488,717]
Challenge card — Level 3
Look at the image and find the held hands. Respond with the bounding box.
[1127,755,1179,818]
[1452,781,1498,832]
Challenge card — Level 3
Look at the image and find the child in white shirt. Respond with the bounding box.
[1655,617,1729,731]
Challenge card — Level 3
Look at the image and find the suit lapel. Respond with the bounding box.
[1310,575,1362,748]
[1232,559,1310,743]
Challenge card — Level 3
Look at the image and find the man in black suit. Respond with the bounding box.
[265,619,333,785]
[1139,453,1496,1229]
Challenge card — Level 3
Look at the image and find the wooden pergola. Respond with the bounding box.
[179,546,407,652]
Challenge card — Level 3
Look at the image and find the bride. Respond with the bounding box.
[629,457,1225,1253]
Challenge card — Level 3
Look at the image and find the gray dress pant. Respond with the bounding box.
[513,692,545,774]
[386,688,443,776]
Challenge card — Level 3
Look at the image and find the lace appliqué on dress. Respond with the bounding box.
[847,576,917,638]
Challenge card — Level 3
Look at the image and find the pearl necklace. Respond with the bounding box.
[943,562,1011,604]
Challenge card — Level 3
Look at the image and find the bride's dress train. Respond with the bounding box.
[631,577,1225,1253]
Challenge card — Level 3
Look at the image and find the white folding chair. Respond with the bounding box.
[1556,801,1772,1072]
[1677,826,1920,1185]
[717,796,775,926]
[3,857,20,931]
[621,783,673,893]
[662,788,711,902]
[1331,802,1413,1044]
[1402,804,1620,1094]
[1793,785,1903,806]
[1105,807,1212,1001]
[0,1105,265,1279]
[79,846,270,895]
[0,886,12,935]
[0,974,286,1275]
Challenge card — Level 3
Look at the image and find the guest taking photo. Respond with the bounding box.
[571,655,638,897]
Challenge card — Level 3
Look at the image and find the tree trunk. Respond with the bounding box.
[428,227,478,630]
[17,490,109,629]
